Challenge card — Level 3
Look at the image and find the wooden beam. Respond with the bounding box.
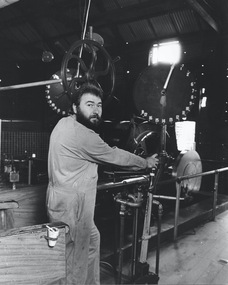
[186,0,220,33]
[0,0,19,9]
[90,0,187,27]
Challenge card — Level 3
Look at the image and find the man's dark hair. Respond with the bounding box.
[72,81,103,107]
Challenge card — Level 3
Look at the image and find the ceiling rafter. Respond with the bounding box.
[186,0,220,33]
[89,0,188,28]
[0,0,224,64]
[92,1,124,46]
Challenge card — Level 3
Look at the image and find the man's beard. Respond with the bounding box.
[76,108,102,131]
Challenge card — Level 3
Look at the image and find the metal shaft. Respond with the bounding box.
[0,79,62,91]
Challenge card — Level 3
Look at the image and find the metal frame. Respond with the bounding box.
[174,166,228,240]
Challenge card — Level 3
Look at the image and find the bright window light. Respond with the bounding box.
[148,41,181,65]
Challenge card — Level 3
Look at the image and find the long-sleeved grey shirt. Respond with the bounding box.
[48,115,148,190]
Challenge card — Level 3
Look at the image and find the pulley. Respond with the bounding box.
[45,39,116,116]
[172,150,202,195]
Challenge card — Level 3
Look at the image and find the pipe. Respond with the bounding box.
[117,203,126,284]
[153,200,163,276]
[131,206,139,279]
[174,182,182,241]
[153,194,185,201]
[28,159,32,185]
[212,172,219,221]
[0,79,62,91]
[98,175,150,191]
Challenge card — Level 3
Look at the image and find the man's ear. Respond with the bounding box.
[72,104,77,114]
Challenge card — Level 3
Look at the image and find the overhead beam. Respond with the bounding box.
[186,0,220,33]
[107,29,219,52]
[90,0,187,27]
[0,0,19,9]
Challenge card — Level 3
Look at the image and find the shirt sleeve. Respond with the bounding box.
[78,129,148,171]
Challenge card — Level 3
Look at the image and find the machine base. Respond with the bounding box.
[134,262,159,284]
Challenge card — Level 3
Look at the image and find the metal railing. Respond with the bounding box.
[97,166,228,241]
[173,166,228,240]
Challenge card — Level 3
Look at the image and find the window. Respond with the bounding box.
[148,41,181,65]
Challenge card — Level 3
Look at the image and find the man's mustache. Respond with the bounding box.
[90,114,100,119]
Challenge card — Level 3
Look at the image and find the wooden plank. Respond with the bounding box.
[0,201,18,209]
[0,185,48,230]
[145,210,228,284]
[211,263,228,284]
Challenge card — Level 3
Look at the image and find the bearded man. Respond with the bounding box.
[46,82,158,284]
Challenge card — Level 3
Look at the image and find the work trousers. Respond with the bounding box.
[65,222,100,284]
[47,184,100,285]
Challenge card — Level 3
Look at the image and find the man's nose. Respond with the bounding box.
[93,106,100,114]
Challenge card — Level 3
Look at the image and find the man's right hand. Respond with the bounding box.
[146,153,159,169]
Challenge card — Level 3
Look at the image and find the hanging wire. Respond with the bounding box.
[76,0,92,77]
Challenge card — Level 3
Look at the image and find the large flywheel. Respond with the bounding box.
[131,63,202,197]
[133,64,198,124]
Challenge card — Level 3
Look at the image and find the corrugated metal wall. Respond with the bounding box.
[0,120,49,161]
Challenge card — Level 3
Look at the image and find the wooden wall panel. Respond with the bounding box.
[0,184,48,230]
